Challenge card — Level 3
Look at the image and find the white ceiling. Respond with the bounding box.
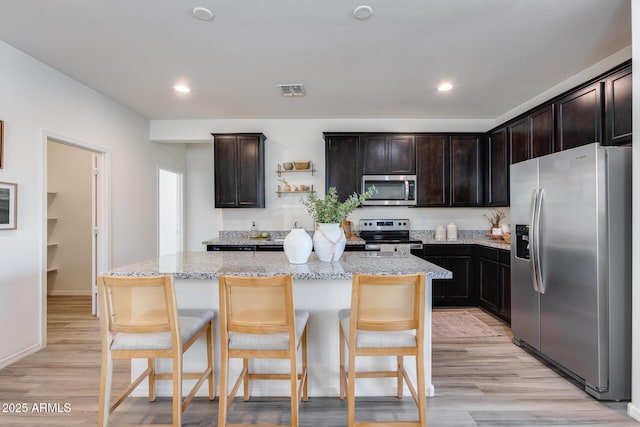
[0,0,631,120]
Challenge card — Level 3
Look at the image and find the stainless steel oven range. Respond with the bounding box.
[358,219,422,253]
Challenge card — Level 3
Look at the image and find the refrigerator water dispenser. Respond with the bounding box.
[515,224,530,260]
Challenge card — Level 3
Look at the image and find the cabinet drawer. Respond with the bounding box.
[499,249,510,265]
[423,244,472,257]
[476,246,498,261]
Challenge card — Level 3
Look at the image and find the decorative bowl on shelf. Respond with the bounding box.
[293,161,311,170]
[282,162,294,170]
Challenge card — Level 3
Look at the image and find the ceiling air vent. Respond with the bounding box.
[277,84,306,97]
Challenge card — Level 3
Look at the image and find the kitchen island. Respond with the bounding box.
[107,251,451,398]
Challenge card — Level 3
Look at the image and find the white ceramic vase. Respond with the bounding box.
[313,223,347,263]
[283,228,313,264]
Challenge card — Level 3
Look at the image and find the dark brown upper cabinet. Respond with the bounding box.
[487,128,509,206]
[416,135,449,206]
[604,65,632,146]
[530,104,555,158]
[555,83,602,151]
[362,134,415,175]
[324,133,361,202]
[507,104,554,165]
[450,135,484,206]
[213,133,265,208]
[508,118,529,164]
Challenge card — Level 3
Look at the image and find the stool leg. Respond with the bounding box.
[302,326,308,401]
[339,325,345,400]
[416,347,427,426]
[172,354,183,427]
[290,347,299,427]
[347,349,356,427]
[397,355,404,398]
[243,358,250,401]
[97,350,112,427]
[218,349,229,427]
[207,321,215,400]
[148,358,156,402]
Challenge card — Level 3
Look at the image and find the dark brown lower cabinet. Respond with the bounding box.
[477,246,511,322]
[421,245,476,307]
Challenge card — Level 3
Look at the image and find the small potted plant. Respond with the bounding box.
[300,187,375,262]
[484,209,506,235]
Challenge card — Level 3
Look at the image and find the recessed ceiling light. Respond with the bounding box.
[438,83,453,92]
[353,5,373,20]
[192,7,214,21]
[174,85,191,93]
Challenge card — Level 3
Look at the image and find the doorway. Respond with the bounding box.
[45,136,107,325]
[158,168,183,256]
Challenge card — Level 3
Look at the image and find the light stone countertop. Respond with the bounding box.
[106,251,453,281]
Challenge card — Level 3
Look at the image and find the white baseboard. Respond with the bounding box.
[47,290,93,296]
[0,342,43,369]
[627,402,640,421]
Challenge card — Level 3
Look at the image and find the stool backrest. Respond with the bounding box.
[219,274,295,335]
[351,273,425,332]
[98,275,179,335]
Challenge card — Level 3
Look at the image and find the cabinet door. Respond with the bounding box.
[508,118,530,164]
[362,135,388,175]
[214,134,265,208]
[450,135,484,206]
[604,66,632,146]
[500,260,511,323]
[416,135,449,206]
[236,135,264,207]
[325,134,361,202]
[479,256,500,313]
[388,135,415,174]
[446,256,475,305]
[487,128,509,206]
[530,104,555,158]
[214,135,239,208]
[555,83,602,151]
[426,256,448,304]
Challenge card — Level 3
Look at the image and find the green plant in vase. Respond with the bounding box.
[301,187,375,262]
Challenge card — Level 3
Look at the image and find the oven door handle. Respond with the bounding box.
[364,243,381,251]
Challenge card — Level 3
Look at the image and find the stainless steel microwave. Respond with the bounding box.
[362,175,416,206]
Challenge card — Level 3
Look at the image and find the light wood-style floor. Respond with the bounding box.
[0,296,637,426]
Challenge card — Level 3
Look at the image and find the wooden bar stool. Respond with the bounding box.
[217,274,308,427]
[97,274,215,427]
[339,273,427,427]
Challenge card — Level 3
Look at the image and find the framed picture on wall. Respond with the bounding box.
[0,120,3,169]
[0,182,17,230]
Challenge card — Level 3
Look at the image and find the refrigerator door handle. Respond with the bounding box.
[529,189,540,293]
[535,188,545,294]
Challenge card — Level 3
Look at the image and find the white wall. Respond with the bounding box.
[0,40,187,367]
[628,1,640,421]
[169,120,508,250]
[47,141,92,296]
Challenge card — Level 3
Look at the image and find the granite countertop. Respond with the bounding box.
[106,251,452,281]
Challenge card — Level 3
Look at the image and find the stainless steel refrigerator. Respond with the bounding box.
[510,143,631,400]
